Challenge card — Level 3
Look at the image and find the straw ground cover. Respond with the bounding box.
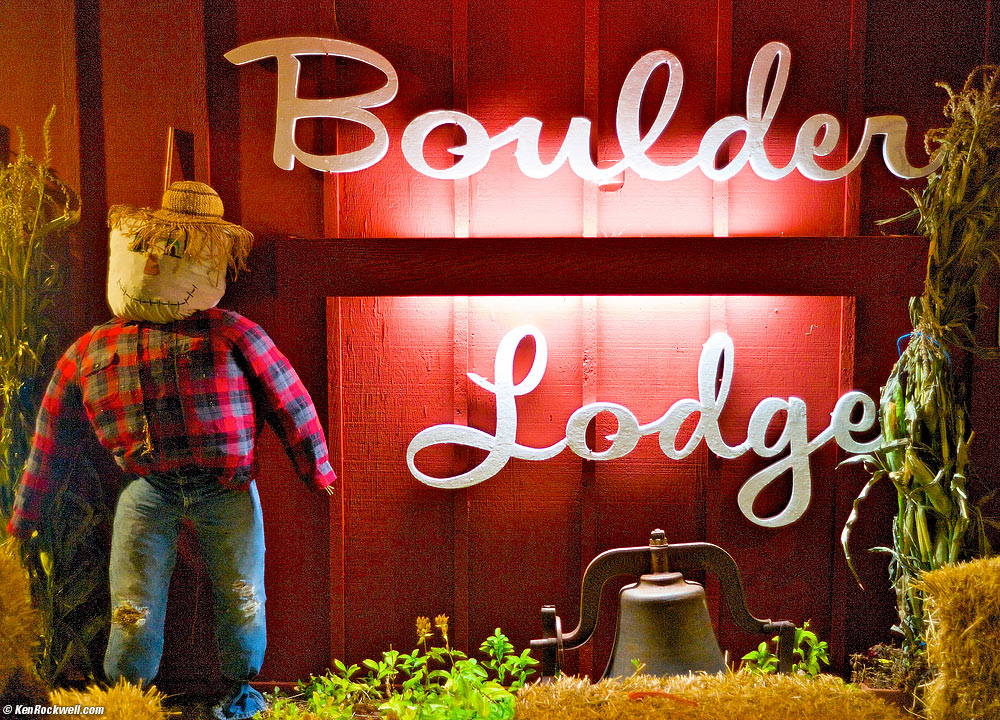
[515,672,908,720]
[49,678,175,719]
[841,64,1000,684]
[917,555,1000,719]
[0,536,43,699]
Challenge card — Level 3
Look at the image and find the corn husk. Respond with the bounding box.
[842,64,1000,677]
[515,673,908,720]
[917,556,1000,719]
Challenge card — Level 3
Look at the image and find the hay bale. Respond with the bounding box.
[0,537,42,696]
[515,672,908,720]
[919,556,1000,720]
[49,678,174,719]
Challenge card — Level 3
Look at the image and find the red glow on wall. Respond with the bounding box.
[328,294,848,674]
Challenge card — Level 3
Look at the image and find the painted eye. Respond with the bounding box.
[163,237,185,259]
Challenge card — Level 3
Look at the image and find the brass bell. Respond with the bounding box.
[529,529,795,679]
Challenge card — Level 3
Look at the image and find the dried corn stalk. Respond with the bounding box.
[842,65,1000,678]
[0,106,79,521]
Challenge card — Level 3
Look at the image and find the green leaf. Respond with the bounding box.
[78,614,108,645]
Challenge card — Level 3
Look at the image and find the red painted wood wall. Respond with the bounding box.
[2,0,999,689]
[330,294,851,680]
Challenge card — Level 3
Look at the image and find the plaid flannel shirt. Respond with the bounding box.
[7,307,335,538]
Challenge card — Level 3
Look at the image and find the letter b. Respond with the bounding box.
[225,37,399,173]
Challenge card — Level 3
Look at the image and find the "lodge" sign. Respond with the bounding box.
[406,326,881,528]
[226,37,941,183]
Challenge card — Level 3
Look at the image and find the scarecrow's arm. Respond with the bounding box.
[6,345,89,539]
[228,313,336,492]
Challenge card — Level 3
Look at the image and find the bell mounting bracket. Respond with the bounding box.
[528,529,795,678]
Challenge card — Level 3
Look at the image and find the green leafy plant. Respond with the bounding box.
[789,622,831,676]
[739,621,829,677]
[840,64,1000,687]
[27,458,112,685]
[0,108,111,686]
[740,640,779,676]
[261,616,538,720]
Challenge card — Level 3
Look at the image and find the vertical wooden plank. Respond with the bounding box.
[580,0,600,664]
[100,0,210,209]
[837,6,867,665]
[323,149,341,239]
[189,2,210,184]
[840,296,912,665]
[464,298,583,667]
[453,297,471,653]
[705,297,727,633]
[322,64,340,239]
[989,0,998,63]
[466,0,585,236]
[728,0,853,236]
[596,0,715,236]
[591,297,712,672]
[842,0,867,236]
[341,297,457,665]
[73,0,110,334]
[859,0,989,234]
[328,297,347,661]
[453,0,470,239]
[582,0,599,238]
[713,0,733,238]
[578,296,598,676]
[204,0,240,221]
[1,0,81,189]
[333,0,454,237]
[322,9,341,239]
[256,287,332,682]
[829,296,857,670]
[713,297,844,665]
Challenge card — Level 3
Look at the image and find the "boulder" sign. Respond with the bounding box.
[227,37,941,184]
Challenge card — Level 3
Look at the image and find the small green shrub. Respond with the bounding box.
[740,621,830,677]
[261,616,537,720]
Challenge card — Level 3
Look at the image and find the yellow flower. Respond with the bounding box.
[415,616,433,642]
[434,614,450,644]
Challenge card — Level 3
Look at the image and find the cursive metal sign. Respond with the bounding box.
[226,37,941,183]
[406,326,881,528]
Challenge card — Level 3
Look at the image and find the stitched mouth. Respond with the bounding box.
[118,280,197,308]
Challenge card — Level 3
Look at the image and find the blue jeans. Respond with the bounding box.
[104,475,267,685]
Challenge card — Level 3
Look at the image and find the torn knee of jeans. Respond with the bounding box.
[112,602,148,631]
[232,580,260,619]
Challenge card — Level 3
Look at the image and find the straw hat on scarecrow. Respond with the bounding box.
[107,181,253,323]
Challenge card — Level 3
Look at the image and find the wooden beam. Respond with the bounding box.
[275,236,927,299]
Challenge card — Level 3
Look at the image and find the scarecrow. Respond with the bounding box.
[6,181,336,720]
